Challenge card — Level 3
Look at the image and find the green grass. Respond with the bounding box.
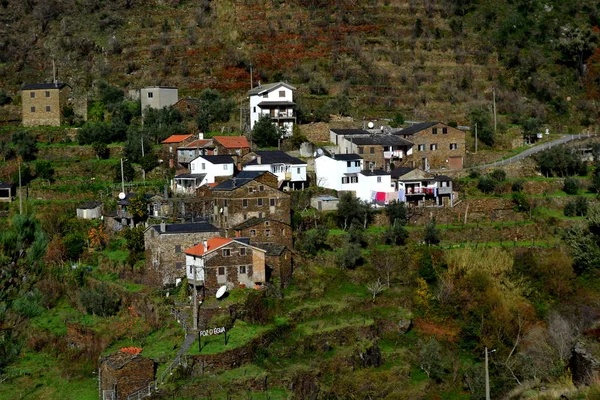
[0,350,97,400]
[102,249,129,263]
[187,320,273,355]
[31,302,94,337]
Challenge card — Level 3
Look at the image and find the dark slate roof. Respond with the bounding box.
[212,171,268,191]
[329,153,362,161]
[361,169,390,176]
[248,82,296,95]
[0,182,14,189]
[394,122,438,136]
[256,243,288,256]
[257,101,296,108]
[434,175,452,182]
[200,155,234,165]
[174,173,206,179]
[149,222,220,235]
[350,135,413,146]
[232,217,290,230]
[330,128,370,136]
[245,150,306,166]
[235,237,251,245]
[391,167,416,179]
[22,82,68,90]
[78,201,103,210]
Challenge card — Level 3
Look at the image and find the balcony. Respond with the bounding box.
[406,187,423,195]
[384,150,403,159]
[438,186,453,195]
[270,110,295,119]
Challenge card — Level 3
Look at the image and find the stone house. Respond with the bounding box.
[144,221,221,286]
[228,217,293,248]
[21,82,71,127]
[209,171,291,229]
[172,97,201,118]
[185,237,267,294]
[161,134,195,169]
[346,135,413,171]
[256,244,293,289]
[140,86,178,116]
[393,122,465,170]
[212,136,250,160]
[99,350,155,400]
[0,182,15,203]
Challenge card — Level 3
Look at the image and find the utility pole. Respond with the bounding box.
[485,347,489,400]
[193,264,198,330]
[492,87,497,133]
[120,158,125,193]
[250,64,253,89]
[140,137,146,183]
[475,123,478,154]
[18,158,22,215]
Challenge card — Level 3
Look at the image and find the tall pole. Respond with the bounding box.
[250,64,253,89]
[485,347,490,400]
[475,123,478,154]
[141,137,146,183]
[193,264,198,330]
[492,88,497,133]
[120,158,125,193]
[18,159,22,215]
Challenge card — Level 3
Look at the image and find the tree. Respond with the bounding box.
[92,142,109,159]
[563,177,579,195]
[79,284,121,317]
[335,240,362,269]
[114,159,135,183]
[122,225,145,254]
[556,24,597,77]
[424,218,440,246]
[337,193,374,230]
[128,195,148,224]
[477,176,497,193]
[296,226,328,256]
[35,160,55,183]
[535,146,587,177]
[521,117,541,143]
[252,115,281,148]
[289,125,308,149]
[470,107,494,146]
[490,169,507,182]
[98,81,125,109]
[419,338,445,380]
[12,131,38,161]
[140,153,159,173]
[0,90,12,106]
[366,278,386,303]
[385,201,408,226]
[194,88,235,133]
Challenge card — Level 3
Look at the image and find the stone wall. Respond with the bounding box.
[99,354,155,400]
[266,249,293,288]
[408,123,465,169]
[230,219,293,248]
[204,241,264,292]
[22,87,69,127]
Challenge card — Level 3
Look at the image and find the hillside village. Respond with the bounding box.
[3,1,600,399]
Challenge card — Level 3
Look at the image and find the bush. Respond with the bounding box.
[336,241,362,269]
[490,169,507,181]
[563,177,580,195]
[252,115,281,148]
[511,180,524,192]
[424,218,441,246]
[296,227,328,256]
[564,197,588,217]
[477,176,497,194]
[512,192,532,213]
[79,285,121,317]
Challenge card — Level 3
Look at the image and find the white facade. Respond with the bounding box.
[141,87,178,115]
[355,173,394,203]
[315,154,363,192]
[249,82,296,137]
[190,156,234,184]
[186,253,206,283]
[243,162,307,183]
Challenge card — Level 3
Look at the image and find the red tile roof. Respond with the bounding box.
[162,134,193,144]
[185,237,233,256]
[213,136,249,149]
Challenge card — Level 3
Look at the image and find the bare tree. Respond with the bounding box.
[548,311,578,361]
[366,278,385,303]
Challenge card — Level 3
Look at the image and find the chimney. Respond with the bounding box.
[257,155,262,165]
[160,221,166,233]
[198,132,204,140]
[203,240,208,252]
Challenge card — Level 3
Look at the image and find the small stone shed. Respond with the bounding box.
[311,195,339,211]
[99,350,155,400]
[76,201,103,219]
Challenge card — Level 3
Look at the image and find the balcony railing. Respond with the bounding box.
[384,150,403,159]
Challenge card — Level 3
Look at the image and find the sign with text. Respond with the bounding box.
[199,326,226,337]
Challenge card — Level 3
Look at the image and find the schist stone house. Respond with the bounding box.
[249,82,296,136]
[21,82,71,127]
[162,134,195,169]
[144,222,221,286]
[140,86,178,116]
[242,150,307,190]
[99,350,155,400]
[207,171,291,229]
[394,122,465,170]
[185,237,266,294]
[329,129,414,171]
[0,182,15,203]
[228,217,293,248]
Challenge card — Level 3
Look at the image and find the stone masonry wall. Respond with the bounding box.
[22,87,69,127]
[407,123,465,169]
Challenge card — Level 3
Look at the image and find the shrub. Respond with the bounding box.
[477,176,497,194]
[511,180,524,192]
[490,169,507,181]
[336,241,362,269]
[424,218,441,246]
[512,192,532,213]
[563,177,580,195]
[79,285,121,317]
[564,197,588,217]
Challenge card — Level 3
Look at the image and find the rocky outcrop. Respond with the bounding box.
[570,341,600,386]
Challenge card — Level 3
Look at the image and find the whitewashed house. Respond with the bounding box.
[140,86,178,116]
[249,82,296,136]
[190,155,234,183]
[315,152,363,192]
[243,150,307,190]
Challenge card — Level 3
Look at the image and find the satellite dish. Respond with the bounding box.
[317,148,324,156]
[216,285,227,299]
[367,122,374,129]
[118,192,126,200]
[219,207,224,214]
